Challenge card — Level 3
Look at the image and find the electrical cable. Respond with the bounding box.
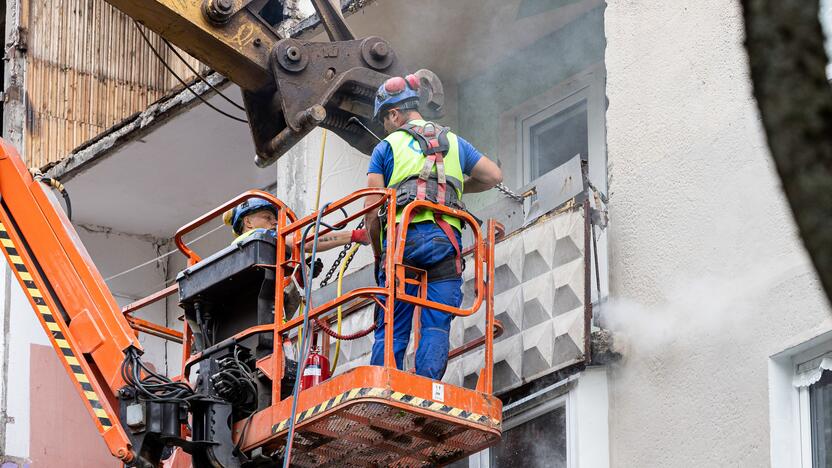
[296,129,328,353]
[283,203,328,468]
[133,21,248,124]
[36,177,72,221]
[161,38,247,113]
[104,222,226,282]
[120,347,195,404]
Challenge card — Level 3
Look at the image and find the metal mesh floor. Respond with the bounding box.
[284,401,500,467]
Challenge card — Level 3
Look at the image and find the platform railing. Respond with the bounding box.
[269,189,497,395]
[393,201,497,394]
[173,189,298,266]
[269,188,397,398]
[169,188,496,397]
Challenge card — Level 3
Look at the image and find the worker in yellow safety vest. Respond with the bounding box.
[364,75,503,380]
[222,197,370,318]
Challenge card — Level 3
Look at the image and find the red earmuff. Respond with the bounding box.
[384,76,406,94]
[405,74,420,91]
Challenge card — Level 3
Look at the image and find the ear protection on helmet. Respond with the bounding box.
[373,75,422,122]
[405,74,420,91]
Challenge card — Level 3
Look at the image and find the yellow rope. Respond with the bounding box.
[314,129,327,211]
[331,243,359,372]
[298,129,328,352]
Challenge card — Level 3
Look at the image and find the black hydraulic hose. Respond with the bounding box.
[38,177,72,221]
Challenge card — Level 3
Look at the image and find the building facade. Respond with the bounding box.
[0,0,831,466]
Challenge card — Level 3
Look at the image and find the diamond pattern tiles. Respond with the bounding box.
[330,208,586,395]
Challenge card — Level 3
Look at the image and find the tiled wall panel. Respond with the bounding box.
[330,208,586,394]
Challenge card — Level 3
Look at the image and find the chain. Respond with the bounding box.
[495,182,525,202]
[320,183,523,286]
[319,219,365,288]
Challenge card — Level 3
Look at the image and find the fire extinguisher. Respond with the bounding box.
[300,347,330,390]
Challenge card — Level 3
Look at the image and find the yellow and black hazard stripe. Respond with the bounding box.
[271,387,499,434]
[0,221,113,430]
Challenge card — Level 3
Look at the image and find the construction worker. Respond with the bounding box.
[223,198,370,319]
[223,198,370,251]
[364,75,502,380]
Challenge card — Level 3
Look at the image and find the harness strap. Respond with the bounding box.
[416,154,436,201]
[435,219,462,275]
[381,250,461,282]
[434,153,446,205]
[394,122,462,276]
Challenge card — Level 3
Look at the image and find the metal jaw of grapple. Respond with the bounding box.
[237,0,445,167]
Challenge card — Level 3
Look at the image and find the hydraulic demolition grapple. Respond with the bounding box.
[102,0,446,167]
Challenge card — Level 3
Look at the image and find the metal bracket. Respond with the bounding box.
[246,0,445,166]
[202,0,258,25]
[251,34,445,166]
[589,207,608,229]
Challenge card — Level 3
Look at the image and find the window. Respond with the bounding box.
[491,403,567,467]
[451,397,569,468]
[449,367,610,468]
[524,99,589,184]
[797,351,832,467]
[809,370,832,466]
[498,65,605,192]
[770,330,832,467]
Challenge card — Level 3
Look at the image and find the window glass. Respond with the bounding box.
[811,369,832,467]
[490,405,567,467]
[529,100,588,181]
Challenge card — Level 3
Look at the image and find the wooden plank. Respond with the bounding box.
[24,0,203,167]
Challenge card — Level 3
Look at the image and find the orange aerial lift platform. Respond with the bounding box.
[0,0,505,464]
[0,135,502,466]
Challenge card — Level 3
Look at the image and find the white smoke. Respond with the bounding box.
[597,253,813,351]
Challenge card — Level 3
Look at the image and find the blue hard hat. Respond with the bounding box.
[223,198,277,236]
[373,75,421,122]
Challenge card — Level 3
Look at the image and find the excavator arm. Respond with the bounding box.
[103,0,445,167]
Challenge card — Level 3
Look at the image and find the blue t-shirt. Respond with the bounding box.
[367,134,483,186]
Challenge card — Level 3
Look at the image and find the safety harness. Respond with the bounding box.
[389,121,464,279]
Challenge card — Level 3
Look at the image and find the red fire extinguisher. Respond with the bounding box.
[300,347,330,390]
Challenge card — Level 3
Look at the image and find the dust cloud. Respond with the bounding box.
[597,254,812,351]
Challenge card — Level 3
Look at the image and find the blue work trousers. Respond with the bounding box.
[370,222,462,380]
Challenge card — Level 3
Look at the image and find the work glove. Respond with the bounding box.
[350,228,371,245]
[307,257,324,279]
[293,257,324,288]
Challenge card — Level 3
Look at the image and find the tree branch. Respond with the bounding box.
[741,0,832,304]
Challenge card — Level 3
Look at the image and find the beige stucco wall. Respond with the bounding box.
[604,0,831,466]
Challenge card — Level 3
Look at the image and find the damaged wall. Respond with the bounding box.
[22,0,204,168]
[603,0,831,466]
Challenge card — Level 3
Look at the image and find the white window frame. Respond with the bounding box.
[769,325,832,467]
[795,340,832,467]
[461,367,609,468]
[798,384,813,467]
[497,63,609,305]
[499,63,606,193]
[520,89,589,186]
